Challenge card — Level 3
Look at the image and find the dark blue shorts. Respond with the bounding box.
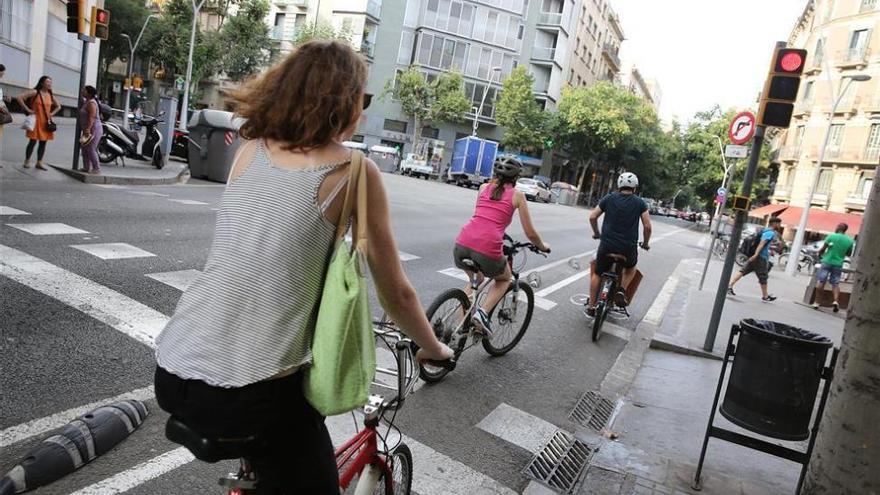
[817,264,843,286]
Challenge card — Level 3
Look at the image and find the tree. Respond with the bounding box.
[97,0,150,88]
[802,171,880,494]
[219,0,271,81]
[495,66,549,153]
[146,0,222,88]
[292,23,353,46]
[382,66,470,153]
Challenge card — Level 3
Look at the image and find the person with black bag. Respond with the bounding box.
[0,65,11,165]
[727,216,783,301]
[15,75,60,170]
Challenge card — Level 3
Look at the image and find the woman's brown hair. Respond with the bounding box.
[491,175,518,200]
[234,40,367,151]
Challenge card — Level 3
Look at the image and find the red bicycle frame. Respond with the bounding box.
[335,421,393,492]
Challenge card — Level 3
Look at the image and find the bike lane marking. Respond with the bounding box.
[67,447,195,495]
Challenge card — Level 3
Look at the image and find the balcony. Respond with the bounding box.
[860,0,877,13]
[538,12,563,27]
[780,146,802,161]
[270,25,284,40]
[866,147,880,162]
[836,47,870,69]
[276,0,308,7]
[773,188,792,200]
[366,0,381,20]
[811,193,830,207]
[831,96,861,116]
[360,39,375,59]
[602,43,621,71]
[865,96,880,113]
[845,194,868,211]
[531,46,557,63]
[793,100,813,117]
[805,55,823,75]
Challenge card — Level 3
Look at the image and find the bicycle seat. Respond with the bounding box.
[459,257,482,273]
[607,253,628,261]
[165,416,266,463]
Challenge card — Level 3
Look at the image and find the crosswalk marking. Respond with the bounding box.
[0,386,156,448]
[67,447,195,495]
[0,245,167,348]
[70,242,157,260]
[436,268,557,310]
[476,403,558,454]
[146,269,202,291]
[0,206,30,215]
[535,269,591,298]
[398,251,421,261]
[167,199,209,205]
[127,191,170,197]
[7,222,89,235]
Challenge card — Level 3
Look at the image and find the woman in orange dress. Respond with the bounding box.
[16,76,60,170]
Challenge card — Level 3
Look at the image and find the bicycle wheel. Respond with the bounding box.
[419,288,470,383]
[591,301,607,342]
[374,444,413,495]
[778,253,789,271]
[482,280,534,356]
[735,253,748,267]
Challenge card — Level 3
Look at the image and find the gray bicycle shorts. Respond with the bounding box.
[453,244,507,278]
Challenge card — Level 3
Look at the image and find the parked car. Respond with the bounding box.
[667,208,680,218]
[400,153,433,179]
[515,178,551,203]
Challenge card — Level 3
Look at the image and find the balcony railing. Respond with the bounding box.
[602,43,620,70]
[836,46,870,67]
[773,188,792,200]
[866,147,880,162]
[794,100,813,115]
[531,46,556,61]
[270,25,284,40]
[366,0,381,19]
[780,146,802,160]
[538,12,563,26]
[360,39,375,58]
[860,0,877,13]
[845,195,868,210]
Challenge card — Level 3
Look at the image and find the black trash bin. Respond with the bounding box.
[720,319,832,441]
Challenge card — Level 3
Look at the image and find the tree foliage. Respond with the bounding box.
[97,0,150,83]
[495,66,550,153]
[219,0,271,81]
[382,66,470,151]
[292,23,353,46]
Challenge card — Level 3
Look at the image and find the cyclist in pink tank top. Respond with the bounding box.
[454,157,550,337]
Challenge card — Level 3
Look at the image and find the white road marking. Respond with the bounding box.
[642,269,681,326]
[145,269,202,291]
[0,206,30,215]
[93,185,128,189]
[67,447,195,495]
[0,386,155,447]
[0,245,167,347]
[167,199,209,205]
[398,251,421,261]
[128,191,170,197]
[476,403,558,454]
[698,235,708,250]
[70,242,157,260]
[7,223,89,235]
[436,268,556,310]
[535,270,590,298]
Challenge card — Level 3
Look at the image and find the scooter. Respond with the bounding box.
[98,111,166,169]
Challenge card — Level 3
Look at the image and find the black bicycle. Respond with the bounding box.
[416,235,548,383]
[587,243,648,342]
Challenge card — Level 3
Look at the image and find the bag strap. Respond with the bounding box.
[40,92,54,123]
[354,150,368,253]
[334,151,365,244]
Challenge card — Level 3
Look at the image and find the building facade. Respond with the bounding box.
[1,0,101,111]
[566,0,622,88]
[771,0,879,216]
[617,61,659,111]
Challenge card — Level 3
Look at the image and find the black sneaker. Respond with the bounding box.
[832,301,839,313]
[762,295,777,302]
[583,306,596,318]
[727,287,736,296]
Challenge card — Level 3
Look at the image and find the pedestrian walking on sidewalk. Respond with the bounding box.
[812,222,854,312]
[728,216,782,301]
[153,40,452,494]
[15,75,60,170]
[0,64,11,166]
[78,86,102,174]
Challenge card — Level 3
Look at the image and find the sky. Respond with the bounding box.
[611,0,808,125]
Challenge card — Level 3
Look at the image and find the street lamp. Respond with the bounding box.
[472,66,502,136]
[180,0,207,132]
[785,73,871,276]
[121,14,158,128]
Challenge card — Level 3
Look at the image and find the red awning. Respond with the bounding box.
[749,203,790,218]
[777,206,863,235]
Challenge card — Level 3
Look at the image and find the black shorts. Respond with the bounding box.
[154,366,339,494]
[740,257,770,285]
[595,244,638,276]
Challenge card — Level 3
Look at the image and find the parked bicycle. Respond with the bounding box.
[166,321,421,495]
[778,250,818,275]
[415,234,547,383]
[586,243,647,342]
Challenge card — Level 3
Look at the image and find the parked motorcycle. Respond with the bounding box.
[98,111,166,169]
[171,129,189,162]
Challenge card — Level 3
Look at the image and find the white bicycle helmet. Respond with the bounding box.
[617,172,639,190]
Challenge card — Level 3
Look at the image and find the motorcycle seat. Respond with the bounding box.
[121,128,140,142]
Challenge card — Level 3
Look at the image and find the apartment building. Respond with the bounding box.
[617,61,659,111]
[770,0,879,222]
[567,0,623,87]
[1,0,101,110]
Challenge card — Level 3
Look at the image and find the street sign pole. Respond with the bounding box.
[71,35,93,171]
[702,125,765,352]
[699,161,736,291]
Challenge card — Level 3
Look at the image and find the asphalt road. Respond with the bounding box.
[0,163,709,494]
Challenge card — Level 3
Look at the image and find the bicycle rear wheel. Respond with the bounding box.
[591,301,607,342]
[482,280,534,356]
[375,444,413,495]
[419,288,470,383]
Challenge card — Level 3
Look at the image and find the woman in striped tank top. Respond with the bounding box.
[153,41,453,494]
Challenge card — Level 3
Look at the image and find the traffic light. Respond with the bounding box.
[757,46,807,128]
[66,0,86,34]
[90,6,110,40]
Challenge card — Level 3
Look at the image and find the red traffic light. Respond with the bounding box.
[96,9,109,23]
[773,48,807,74]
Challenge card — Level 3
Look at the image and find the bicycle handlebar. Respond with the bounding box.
[503,234,550,256]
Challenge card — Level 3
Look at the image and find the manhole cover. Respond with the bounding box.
[569,391,616,431]
[523,430,592,494]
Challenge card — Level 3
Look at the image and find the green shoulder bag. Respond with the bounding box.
[304,151,376,416]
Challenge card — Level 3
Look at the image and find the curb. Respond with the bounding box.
[51,165,190,186]
[649,334,724,361]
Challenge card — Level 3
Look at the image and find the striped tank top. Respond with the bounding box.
[155,141,350,388]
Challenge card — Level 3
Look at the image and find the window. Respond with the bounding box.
[817,169,833,194]
[350,134,365,143]
[860,0,877,13]
[802,81,814,101]
[486,11,498,43]
[421,126,440,139]
[813,38,824,66]
[45,15,82,68]
[398,31,415,65]
[866,124,880,160]
[0,0,32,47]
[855,171,874,199]
[436,0,450,30]
[460,4,474,35]
[383,119,408,133]
[425,0,439,26]
[794,125,806,148]
[448,1,461,32]
[828,124,844,149]
[848,29,870,58]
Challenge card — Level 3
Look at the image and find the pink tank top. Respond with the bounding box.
[456,184,517,259]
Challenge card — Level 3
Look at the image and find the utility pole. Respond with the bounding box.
[179,0,206,132]
[699,137,737,291]
[121,15,157,129]
[71,35,91,171]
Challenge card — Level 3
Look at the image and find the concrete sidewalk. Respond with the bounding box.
[575,255,844,495]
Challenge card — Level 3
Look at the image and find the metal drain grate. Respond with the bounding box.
[569,391,616,431]
[523,430,593,494]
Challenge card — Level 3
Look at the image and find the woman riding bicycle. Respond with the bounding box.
[153,40,452,494]
[453,156,551,338]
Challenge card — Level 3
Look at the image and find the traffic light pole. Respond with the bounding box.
[702,125,765,352]
[71,36,92,171]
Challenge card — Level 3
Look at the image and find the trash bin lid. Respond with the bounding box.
[196,109,236,130]
[187,109,202,129]
[740,319,832,349]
